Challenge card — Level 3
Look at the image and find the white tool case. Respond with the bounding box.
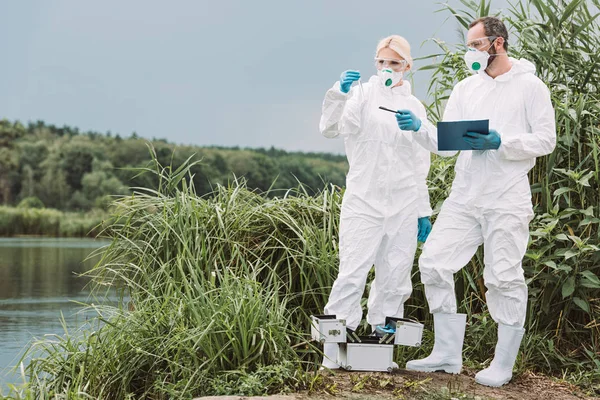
[310,314,424,372]
[386,317,424,347]
[310,315,346,343]
[338,338,395,372]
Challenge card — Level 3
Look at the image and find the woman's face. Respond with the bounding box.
[375,48,409,72]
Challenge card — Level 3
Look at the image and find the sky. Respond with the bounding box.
[0,0,512,154]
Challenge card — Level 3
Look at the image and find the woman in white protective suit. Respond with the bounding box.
[318,35,433,369]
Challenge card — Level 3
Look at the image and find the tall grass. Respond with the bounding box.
[0,206,107,237]
[11,153,341,399]
[21,276,301,399]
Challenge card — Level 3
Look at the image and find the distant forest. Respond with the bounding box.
[0,119,348,211]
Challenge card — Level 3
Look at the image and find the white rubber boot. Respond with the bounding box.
[405,313,467,374]
[321,342,340,370]
[475,324,525,387]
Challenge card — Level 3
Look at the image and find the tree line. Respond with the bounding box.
[0,119,348,211]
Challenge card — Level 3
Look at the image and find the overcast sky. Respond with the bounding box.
[0,0,512,154]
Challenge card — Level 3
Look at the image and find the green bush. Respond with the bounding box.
[0,206,107,237]
[17,196,44,209]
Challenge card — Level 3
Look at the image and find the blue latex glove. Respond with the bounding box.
[463,129,501,150]
[374,322,396,338]
[395,109,422,132]
[417,217,432,243]
[339,70,361,94]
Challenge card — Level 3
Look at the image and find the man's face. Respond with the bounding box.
[466,23,490,51]
[466,23,501,68]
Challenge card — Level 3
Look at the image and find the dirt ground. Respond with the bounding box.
[305,368,598,400]
[195,368,598,400]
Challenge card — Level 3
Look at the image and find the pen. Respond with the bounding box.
[379,106,406,114]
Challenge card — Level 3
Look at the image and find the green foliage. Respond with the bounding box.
[17,196,44,209]
[15,151,327,398]
[0,119,348,217]
[0,206,107,237]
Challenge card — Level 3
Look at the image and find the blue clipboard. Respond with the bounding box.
[437,120,489,151]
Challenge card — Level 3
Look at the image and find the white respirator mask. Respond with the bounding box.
[377,68,403,87]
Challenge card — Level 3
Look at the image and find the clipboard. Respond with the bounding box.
[437,120,489,151]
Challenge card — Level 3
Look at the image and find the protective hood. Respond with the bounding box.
[481,57,537,82]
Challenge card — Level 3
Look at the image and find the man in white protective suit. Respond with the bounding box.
[395,17,556,387]
[318,35,434,369]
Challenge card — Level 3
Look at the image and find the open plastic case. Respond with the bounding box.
[383,316,424,347]
[311,314,424,372]
[310,315,347,343]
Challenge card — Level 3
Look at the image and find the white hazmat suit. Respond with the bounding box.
[319,76,432,331]
[412,58,556,328]
[406,57,556,386]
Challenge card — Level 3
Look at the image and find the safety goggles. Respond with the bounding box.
[374,58,407,71]
[466,36,498,50]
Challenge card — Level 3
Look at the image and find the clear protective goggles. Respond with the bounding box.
[466,36,498,50]
[374,57,407,71]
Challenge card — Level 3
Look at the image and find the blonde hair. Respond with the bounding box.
[376,35,413,68]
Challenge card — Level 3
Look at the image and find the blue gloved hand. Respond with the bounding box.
[339,70,361,94]
[463,129,501,150]
[396,109,422,132]
[374,323,397,338]
[417,217,432,243]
